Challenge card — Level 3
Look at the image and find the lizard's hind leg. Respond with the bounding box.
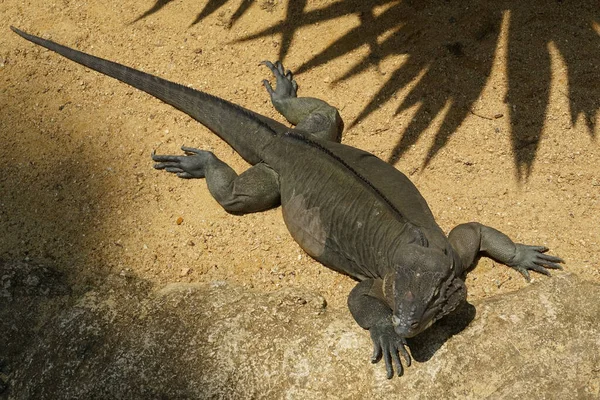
[261,61,344,142]
[153,147,280,214]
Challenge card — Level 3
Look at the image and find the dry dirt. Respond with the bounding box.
[1,0,598,314]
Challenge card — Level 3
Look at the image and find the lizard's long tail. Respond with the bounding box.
[11,26,284,165]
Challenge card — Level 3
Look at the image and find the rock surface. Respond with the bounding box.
[1,260,599,399]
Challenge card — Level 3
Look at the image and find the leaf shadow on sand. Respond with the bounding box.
[133,0,598,178]
[237,0,599,179]
[132,0,256,28]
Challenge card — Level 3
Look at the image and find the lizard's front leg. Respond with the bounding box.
[152,146,215,179]
[348,279,411,378]
[152,147,280,214]
[448,222,564,280]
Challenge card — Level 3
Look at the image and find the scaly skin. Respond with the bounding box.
[12,27,564,379]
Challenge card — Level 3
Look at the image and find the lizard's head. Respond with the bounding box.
[384,247,466,338]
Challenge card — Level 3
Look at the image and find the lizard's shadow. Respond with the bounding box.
[407,301,476,362]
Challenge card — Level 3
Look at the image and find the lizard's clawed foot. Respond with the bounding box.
[509,244,564,281]
[260,60,298,100]
[152,146,213,179]
[369,319,412,379]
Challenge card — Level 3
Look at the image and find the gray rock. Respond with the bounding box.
[1,268,599,399]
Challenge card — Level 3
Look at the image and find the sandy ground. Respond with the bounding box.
[1,0,598,312]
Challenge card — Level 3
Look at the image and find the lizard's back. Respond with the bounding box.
[266,132,450,280]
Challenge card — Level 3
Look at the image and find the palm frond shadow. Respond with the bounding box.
[238,0,599,179]
[133,0,254,28]
[132,0,598,179]
[131,0,177,24]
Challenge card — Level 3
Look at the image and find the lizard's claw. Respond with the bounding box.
[151,146,213,179]
[509,244,564,282]
[369,320,411,379]
[260,60,298,99]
